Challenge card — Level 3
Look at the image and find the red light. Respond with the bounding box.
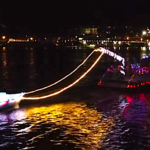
[98,81,101,85]
[127,85,129,88]
[137,84,139,87]
[124,95,132,104]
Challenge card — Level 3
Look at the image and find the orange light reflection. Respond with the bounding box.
[26,102,114,149]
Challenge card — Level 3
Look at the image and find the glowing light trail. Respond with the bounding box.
[25,51,95,95]
[95,47,125,75]
[22,50,104,100]
[95,47,125,66]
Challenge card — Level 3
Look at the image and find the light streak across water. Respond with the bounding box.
[25,51,95,95]
[22,49,104,100]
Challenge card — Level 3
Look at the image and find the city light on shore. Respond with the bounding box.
[2,36,6,40]
[142,31,147,35]
[30,37,33,41]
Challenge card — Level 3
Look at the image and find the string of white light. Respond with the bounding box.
[22,47,125,100]
[25,50,95,95]
[22,49,104,100]
[95,47,125,67]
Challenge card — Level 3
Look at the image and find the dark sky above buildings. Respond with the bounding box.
[0,0,150,34]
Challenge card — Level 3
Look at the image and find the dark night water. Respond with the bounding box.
[0,46,150,150]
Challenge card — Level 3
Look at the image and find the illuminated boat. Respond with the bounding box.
[0,92,24,111]
[98,55,150,89]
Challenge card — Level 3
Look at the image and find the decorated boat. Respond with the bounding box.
[98,54,150,89]
[0,92,24,111]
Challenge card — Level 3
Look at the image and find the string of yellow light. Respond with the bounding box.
[22,49,104,100]
[25,50,95,95]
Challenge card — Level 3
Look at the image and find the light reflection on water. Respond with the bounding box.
[1,48,12,90]
[0,47,150,149]
[1,94,150,149]
[0,102,114,150]
[95,94,150,150]
[29,48,37,88]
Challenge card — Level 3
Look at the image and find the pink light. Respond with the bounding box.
[0,101,9,107]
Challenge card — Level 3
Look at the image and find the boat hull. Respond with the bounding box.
[0,92,24,111]
[0,101,20,111]
[98,79,150,93]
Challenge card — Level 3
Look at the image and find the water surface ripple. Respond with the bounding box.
[0,47,150,149]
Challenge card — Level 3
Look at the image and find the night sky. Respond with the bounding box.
[1,1,150,34]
